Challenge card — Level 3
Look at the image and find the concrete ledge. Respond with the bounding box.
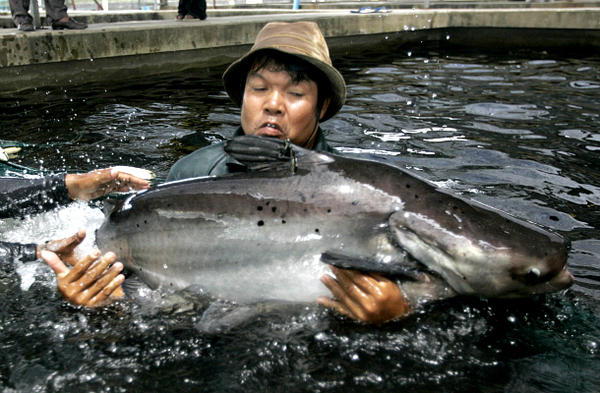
[1,7,599,93]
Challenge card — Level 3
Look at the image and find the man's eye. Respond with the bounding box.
[290,92,304,97]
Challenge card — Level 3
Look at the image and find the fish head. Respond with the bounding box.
[389,198,573,298]
[503,241,573,297]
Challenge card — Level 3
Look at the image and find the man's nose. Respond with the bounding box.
[264,90,284,114]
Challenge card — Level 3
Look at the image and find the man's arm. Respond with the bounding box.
[0,174,71,219]
[0,167,150,218]
[0,241,38,262]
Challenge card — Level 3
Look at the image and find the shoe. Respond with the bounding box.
[184,13,206,20]
[17,22,34,31]
[350,6,374,14]
[52,18,87,30]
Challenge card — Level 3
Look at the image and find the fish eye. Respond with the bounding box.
[524,267,541,284]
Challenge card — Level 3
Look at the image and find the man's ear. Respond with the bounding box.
[319,98,331,120]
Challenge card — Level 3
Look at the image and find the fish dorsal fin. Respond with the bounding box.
[102,197,119,216]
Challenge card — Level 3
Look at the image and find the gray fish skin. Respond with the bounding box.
[96,147,572,305]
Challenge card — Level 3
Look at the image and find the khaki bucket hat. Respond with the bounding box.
[222,21,346,122]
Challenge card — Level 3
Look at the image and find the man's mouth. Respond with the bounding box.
[258,122,284,137]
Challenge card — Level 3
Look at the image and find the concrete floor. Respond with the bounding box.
[1,3,599,93]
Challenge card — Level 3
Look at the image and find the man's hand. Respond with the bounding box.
[65,167,150,201]
[317,266,411,324]
[37,229,86,262]
[41,249,125,308]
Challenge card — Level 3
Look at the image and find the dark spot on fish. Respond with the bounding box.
[304,208,308,212]
[272,207,277,213]
[352,201,358,206]
[282,220,287,224]
[257,206,263,211]
[144,220,148,224]
[453,206,458,210]
[265,201,270,206]
[315,228,320,233]
[299,193,306,202]
[257,220,264,226]
[327,208,331,213]
[414,194,419,199]
[549,215,559,221]
[136,224,140,228]
[406,184,411,189]
[311,193,316,199]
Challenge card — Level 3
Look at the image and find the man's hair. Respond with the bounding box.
[242,50,330,117]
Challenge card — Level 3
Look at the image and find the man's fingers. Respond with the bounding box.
[78,263,123,306]
[328,267,375,303]
[44,229,86,254]
[320,273,365,318]
[87,274,125,307]
[84,262,123,298]
[113,171,150,191]
[64,250,101,282]
[316,296,355,320]
[345,270,386,297]
[76,252,117,288]
[40,250,69,276]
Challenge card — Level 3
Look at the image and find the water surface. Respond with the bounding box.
[1,49,599,392]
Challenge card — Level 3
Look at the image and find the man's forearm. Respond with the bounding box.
[0,241,38,262]
[0,174,72,219]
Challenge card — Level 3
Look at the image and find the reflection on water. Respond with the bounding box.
[1,49,599,392]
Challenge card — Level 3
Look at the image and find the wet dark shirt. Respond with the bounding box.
[0,173,72,262]
[167,127,334,181]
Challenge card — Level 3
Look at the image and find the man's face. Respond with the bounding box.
[241,65,329,148]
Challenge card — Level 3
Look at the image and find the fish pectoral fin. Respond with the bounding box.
[122,274,152,294]
[320,251,425,281]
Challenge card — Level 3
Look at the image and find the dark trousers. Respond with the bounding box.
[9,0,68,25]
[177,0,206,19]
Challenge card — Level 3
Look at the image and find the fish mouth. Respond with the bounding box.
[546,268,574,291]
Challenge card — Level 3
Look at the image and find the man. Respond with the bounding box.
[9,0,87,31]
[167,21,410,324]
[1,167,149,306]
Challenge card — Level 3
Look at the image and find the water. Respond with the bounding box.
[1,48,599,392]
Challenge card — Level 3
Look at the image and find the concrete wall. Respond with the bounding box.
[1,7,599,93]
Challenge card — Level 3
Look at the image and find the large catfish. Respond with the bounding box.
[96,136,572,308]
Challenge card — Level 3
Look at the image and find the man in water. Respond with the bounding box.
[166,21,410,324]
[0,167,149,307]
